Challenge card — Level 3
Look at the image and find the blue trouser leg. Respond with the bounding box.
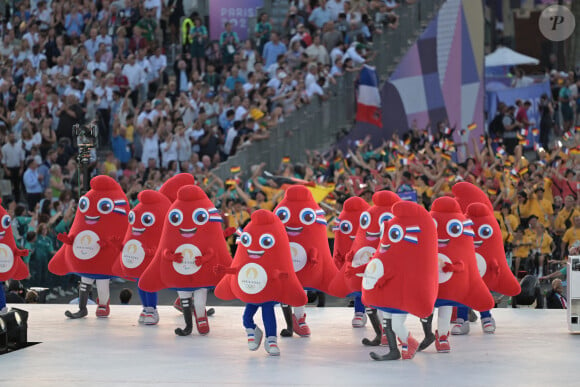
[261,302,278,337]
[480,310,491,318]
[0,284,5,310]
[138,288,149,308]
[147,291,158,309]
[243,303,259,329]
[354,295,365,313]
[457,306,469,320]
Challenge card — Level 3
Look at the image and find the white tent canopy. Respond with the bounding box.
[485,47,540,67]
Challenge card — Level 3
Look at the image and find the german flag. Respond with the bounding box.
[532,128,539,136]
[385,165,396,173]
[468,123,477,131]
[518,138,529,146]
[334,156,342,163]
[404,137,411,145]
[519,167,529,176]
[479,135,485,145]
[282,156,291,164]
[225,179,237,189]
[570,147,580,156]
[441,153,452,161]
[230,166,241,174]
[379,149,387,156]
[575,126,580,133]
[487,189,497,196]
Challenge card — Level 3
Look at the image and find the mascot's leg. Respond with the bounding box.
[451,306,470,335]
[480,310,495,333]
[65,277,93,319]
[144,291,159,325]
[391,313,418,360]
[370,312,400,361]
[175,290,193,336]
[435,306,452,353]
[261,302,279,356]
[280,304,293,337]
[362,307,382,346]
[193,288,209,335]
[95,279,111,318]
[0,284,7,313]
[138,288,149,324]
[243,303,263,351]
[173,294,215,316]
[292,304,310,337]
[352,295,367,328]
[418,312,435,351]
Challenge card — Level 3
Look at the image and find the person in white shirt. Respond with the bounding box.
[84,28,100,60]
[50,56,71,78]
[141,128,160,168]
[2,133,25,200]
[344,42,371,66]
[96,26,113,52]
[188,119,205,154]
[87,51,108,74]
[160,133,178,168]
[326,0,345,21]
[175,125,192,163]
[305,63,318,89]
[306,77,326,99]
[149,46,167,86]
[235,98,250,122]
[144,0,162,20]
[305,34,330,65]
[137,49,152,105]
[122,54,145,102]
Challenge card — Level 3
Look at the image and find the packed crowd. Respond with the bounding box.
[0,0,577,305]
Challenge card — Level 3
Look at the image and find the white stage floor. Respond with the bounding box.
[1,305,577,386]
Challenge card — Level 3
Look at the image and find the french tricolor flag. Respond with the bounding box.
[355,65,382,128]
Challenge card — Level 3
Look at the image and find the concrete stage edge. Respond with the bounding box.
[1,305,577,386]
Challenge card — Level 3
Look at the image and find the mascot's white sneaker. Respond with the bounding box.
[451,318,470,335]
[264,336,280,356]
[138,309,146,324]
[481,317,496,333]
[246,327,263,351]
[352,312,367,328]
[144,308,159,325]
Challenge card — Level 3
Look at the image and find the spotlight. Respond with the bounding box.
[0,308,29,354]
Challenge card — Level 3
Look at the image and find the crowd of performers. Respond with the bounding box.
[0,173,521,359]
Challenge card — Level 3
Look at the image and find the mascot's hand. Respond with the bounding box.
[223,227,236,238]
[276,270,289,280]
[110,236,124,251]
[214,264,237,275]
[375,275,389,289]
[195,248,214,266]
[163,249,183,263]
[57,233,74,245]
[443,261,464,273]
[145,247,157,257]
[15,248,29,257]
[346,264,364,278]
[345,250,354,263]
[308,248,319,264]
[97,239,109,248]
[489,261,500,275]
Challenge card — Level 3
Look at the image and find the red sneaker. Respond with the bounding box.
[400,333,419,360]
[292,314,311,337]
[194,309,210,335]
[173,297,183,312]
[435,330,450,353]
[96,299,110,318]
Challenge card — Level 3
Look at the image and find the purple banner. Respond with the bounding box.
[209,0,264,41]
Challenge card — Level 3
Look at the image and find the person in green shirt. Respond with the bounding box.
[255,13,272,55]
[33,223,56,287]
[190,16,208,74]
[137,7,158,43]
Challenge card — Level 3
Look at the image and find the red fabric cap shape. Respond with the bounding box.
[452,182,493,212]
[0,201,29,281]
[333,197,369,270]
[362,201,438,318]
[159,173,196,203]
[215,210,307,306]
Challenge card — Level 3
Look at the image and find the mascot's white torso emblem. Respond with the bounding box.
[0,243,14,273]
[122,239,146,269]
[173,244,202,275]
[238,263,268,294]
[289,242,307,272]
[73,230,101,260]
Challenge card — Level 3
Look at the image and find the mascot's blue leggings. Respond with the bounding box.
[0,284,5,310]
[354,295,365,313]
[457,306,491,320]
[138,288,158,308]
[243,301,278,337]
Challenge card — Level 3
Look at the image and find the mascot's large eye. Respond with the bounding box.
[79,196,90,213]
[1,215,11,229]
[478,224,493,239]
[360,211,371,229]
[300,208,316,225]
[168,209,183,226]
[339,220,353,234]
[379,212,393,228]
[240,232,252,247]
[128,211,135,225]
[446,219,463,238]
[141,212,155,227]
[433,219,438,229]
[97,198,114,214]
[388,224,404,243]
[192,209,209,225]
[259,234,275,249]
[275,207,290,223]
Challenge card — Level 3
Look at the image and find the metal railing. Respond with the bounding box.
[212,0,445,181]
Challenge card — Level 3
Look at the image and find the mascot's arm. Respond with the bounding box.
[346,263,366,278]
[214,264,239,275]
[308,247,319,264]
[195,248,215,266]
[162,248,183,263]
[14,248,29,257]
[57,232,75,245]
[443,261,465,273]
[273,269,289,280]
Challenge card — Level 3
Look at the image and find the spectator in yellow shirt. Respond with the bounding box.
[554,195,579,237]
[512,226,532,276]
[561,214,580,260]
[511,190,540,229]
[530,222,554,277]
[495,203,519,244]
[533,187,554,228]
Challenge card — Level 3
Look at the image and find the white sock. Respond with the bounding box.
[294,305,306,320]
[177,290,193,299]
[438,306,453,335]
[391,313,409,343]
[193,288,207,317]
[80,276,94,285]
[538,267,543,277]
[95,279,110,304]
